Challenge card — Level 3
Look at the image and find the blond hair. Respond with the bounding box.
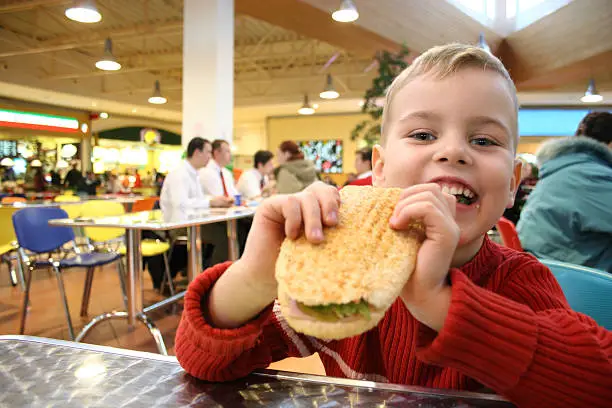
[381,43,518,145]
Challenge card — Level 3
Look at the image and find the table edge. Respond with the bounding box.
[0,335,510,403]
[47,210,255,230]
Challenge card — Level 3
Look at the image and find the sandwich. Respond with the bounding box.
[275,186,424,340]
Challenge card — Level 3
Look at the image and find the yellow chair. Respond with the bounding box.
[0,207,24,288]
[79,201,174,298]
[54,195,81,203]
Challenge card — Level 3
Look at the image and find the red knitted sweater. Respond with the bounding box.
[175,237,612,407]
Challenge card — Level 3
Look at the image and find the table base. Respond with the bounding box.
[75,291,185,356]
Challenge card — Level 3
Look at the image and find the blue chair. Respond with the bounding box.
[13,207,123,340]
[541,259,612,330]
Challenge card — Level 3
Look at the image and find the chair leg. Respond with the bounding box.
[6,259,17,287]
[18,264,34,335]
[15,251,26,291]
[162,253,175,296]
[80,267,95,317]
[116,260,128,310]
[53,265,75,341]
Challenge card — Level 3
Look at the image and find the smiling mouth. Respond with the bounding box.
[439,183,478,206]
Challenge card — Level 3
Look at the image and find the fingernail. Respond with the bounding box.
[328,211,337,223]
[312,228,323,240]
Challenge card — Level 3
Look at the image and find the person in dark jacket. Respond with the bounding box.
[63,163,83,190]
[517,112,612,271]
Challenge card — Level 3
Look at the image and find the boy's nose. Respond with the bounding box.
[432,143,472,166]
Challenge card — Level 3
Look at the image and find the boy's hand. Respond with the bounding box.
[390,184,460,331]
[238,181,341,297]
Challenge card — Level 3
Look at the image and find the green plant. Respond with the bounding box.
[351,45,410,146]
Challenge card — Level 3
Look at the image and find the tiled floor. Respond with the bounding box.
[0,262,324,375]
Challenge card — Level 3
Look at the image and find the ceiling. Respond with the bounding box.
[0,0,610,124]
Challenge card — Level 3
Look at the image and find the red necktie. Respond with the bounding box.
[220,170,229,197]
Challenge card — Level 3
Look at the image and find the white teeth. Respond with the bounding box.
[439,183,475,198]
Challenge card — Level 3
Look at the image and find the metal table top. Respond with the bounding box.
[0,335,513,408]
[48,208,256,230]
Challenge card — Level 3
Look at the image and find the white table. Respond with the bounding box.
[49,207,255,355]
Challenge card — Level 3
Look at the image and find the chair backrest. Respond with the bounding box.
[0,207,19,247]
[542,259,612,330]
[2,196,26,204]
[12,207,74,253]
[54,195,81,203]
[131,197,158,213]
[80,200,125,242]
[59,203,83,220]
[496,217,523,251]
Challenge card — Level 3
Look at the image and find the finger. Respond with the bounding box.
[391,201,458,242]
[398,183,444,200]
[281,196,303,240]
[311,185,341,226]
[397,185,456,218]
[297,191,324,243]
[392,191,450,222]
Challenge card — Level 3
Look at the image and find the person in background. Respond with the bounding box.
[63,162,82,190]
[274,141,318,194]
[199,139,239,200]
[77,171,100,197]
[134,170,142,188]
[33,168,46,192]
[158,137,233,290]
[161,137,233,222]
[502,158,538,224]
[199,139,249,267]
[348,147,373,186]
[105,174,121,194]
[518,111,612,272]
[343,172,357,187]
[236,150,274,200]
[49,169,62,188]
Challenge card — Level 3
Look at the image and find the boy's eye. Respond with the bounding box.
[470,137,498,146]
[408,132,436,141]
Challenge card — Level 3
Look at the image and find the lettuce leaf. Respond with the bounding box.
[297,299,371,321]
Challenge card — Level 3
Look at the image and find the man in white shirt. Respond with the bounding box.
[197,139,251,266]
[160,137,233,223]
[236,150,274,200]
[199,139,238,198]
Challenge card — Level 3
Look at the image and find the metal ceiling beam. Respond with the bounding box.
[0,0,68,13]
[0,19,183,58]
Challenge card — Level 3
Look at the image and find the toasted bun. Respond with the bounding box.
[275,186,423,339]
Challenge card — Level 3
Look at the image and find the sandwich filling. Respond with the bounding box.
[440,183,477,206]
[292,299,371,322]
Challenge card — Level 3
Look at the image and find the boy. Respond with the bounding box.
[175,44,612,407]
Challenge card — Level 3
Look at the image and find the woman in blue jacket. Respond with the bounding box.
[517,112,612,272]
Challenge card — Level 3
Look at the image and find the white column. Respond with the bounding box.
[182,0,234,149]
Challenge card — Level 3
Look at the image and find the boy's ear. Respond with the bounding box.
[506,158,522,208]
[372,144,385,187]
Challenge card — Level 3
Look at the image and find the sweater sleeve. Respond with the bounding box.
[174,262,315,381]
[416,260,612,408]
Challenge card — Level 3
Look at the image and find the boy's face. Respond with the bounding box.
[373,68,521,248]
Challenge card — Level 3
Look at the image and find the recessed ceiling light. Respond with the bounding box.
[99,112,109,119]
